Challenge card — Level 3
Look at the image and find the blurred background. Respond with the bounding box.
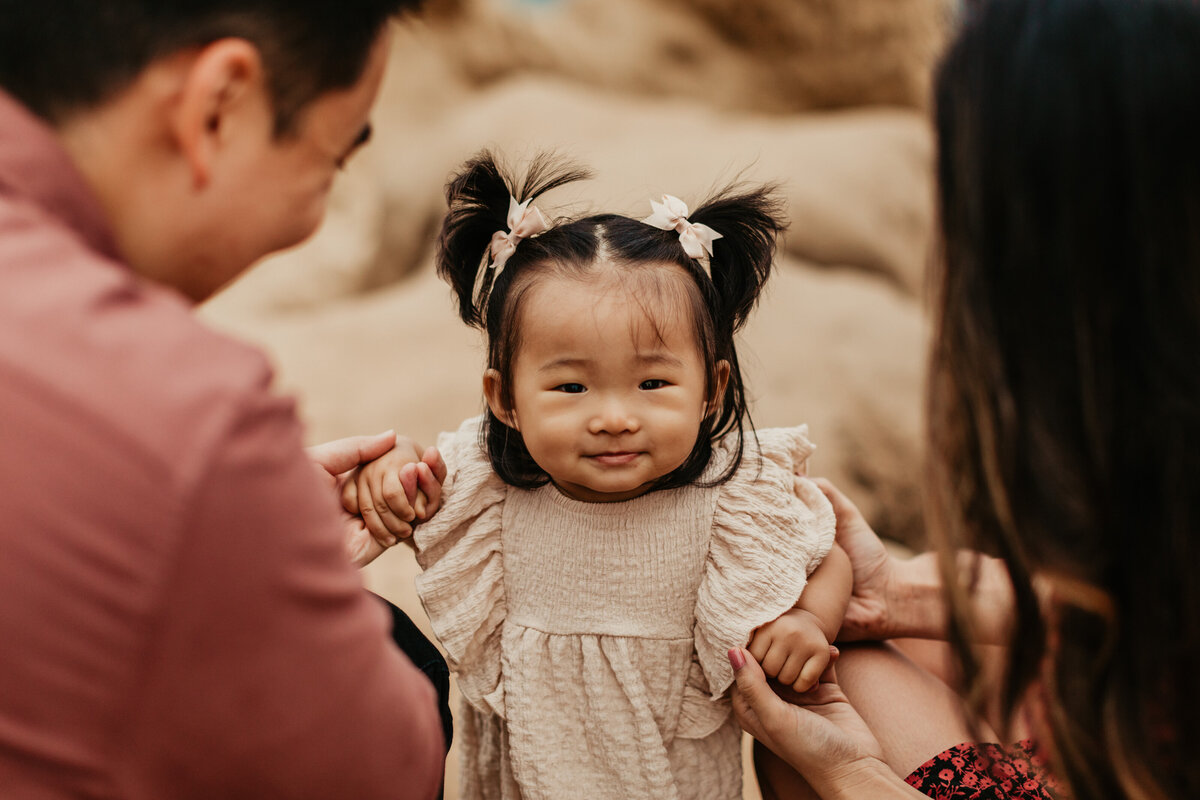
[199,0,955,795]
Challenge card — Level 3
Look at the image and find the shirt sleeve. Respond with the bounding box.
[119,390,445,800]
[413,416,509,718]
[693,425,837,698]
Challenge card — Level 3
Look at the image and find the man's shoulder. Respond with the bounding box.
[0,199,288,486]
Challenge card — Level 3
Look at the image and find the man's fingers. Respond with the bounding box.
[340,475,360,514]
[307,431,397,476]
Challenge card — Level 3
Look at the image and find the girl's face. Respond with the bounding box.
[485,268,725,502]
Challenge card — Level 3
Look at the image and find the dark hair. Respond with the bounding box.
[930,1,1200,798]
[0,0,421,134]
[437,151,786,492]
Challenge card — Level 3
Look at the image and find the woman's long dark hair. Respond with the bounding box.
[436,151,785,491]
[930,1,1200,797]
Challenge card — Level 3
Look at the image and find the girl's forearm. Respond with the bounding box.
[796,544,853,640]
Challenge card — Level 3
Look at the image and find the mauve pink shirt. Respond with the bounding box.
[0,90,444,799]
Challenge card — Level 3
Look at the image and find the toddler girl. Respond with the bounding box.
[351,153,850,799]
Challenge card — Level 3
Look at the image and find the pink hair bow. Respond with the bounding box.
[642,194,723,272]
[488,196,549,277]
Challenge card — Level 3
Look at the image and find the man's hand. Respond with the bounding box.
[306,432,444,568]
[339,442,446,557]
[307,431,398,480]
[748,609,833,693]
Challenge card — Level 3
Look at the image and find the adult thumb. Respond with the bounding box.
[729,647,783,728]
[307,431,397,476]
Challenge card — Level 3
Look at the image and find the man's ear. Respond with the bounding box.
[706,360,731,418]
[483,369,519,429]
[170,38,266,190]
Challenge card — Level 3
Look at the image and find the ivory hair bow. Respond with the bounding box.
[488,196,549,277]
[642,194,723,272]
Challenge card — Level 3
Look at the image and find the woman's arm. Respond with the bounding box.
[814,479,1014,645]
[729,646,930,800]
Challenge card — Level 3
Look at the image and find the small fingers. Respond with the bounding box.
[415,462,442,519]
[747,630,772,665]
[775,652,807,688]
[758,643,789,680]
[820,646,840,684]
[380,466,417,525]
[794,648,833,693]
[399,463,420,510]
[423,446,447,484]
[357,471,400,547]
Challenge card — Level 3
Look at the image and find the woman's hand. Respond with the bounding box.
[811,478,902,640]
[729,646,907,799]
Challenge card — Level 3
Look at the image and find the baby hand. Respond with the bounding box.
[340,443,446,547]
[747,608,833,693]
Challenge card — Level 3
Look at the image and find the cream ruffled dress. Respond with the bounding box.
[413,418,836,800]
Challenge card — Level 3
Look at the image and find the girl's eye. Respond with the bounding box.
[639,379,670,390]
[554,383,586,394]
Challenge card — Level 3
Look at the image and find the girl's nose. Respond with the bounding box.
[588,397,640,435]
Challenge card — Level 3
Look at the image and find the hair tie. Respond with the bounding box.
[488,195,549,278]
[642,194,723,273]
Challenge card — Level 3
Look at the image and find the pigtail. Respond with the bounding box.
[677,185,786,487]
[687,184,788,334]
[436,150,591,327]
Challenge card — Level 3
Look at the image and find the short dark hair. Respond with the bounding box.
[930,0,1200,797]
[0,1,422,133]
[437,151,786,492]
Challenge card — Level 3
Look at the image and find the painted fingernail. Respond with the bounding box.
[728,648,746,670]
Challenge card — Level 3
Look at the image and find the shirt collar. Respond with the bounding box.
[0,89,120,261]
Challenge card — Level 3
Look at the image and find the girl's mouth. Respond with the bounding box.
[590,452,641,466]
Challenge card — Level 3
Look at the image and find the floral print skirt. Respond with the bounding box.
[905,740,1059,799]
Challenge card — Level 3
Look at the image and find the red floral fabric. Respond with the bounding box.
[905,740,1059,799]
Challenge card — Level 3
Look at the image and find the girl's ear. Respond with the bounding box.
[706,360,731,418]
[483,368,519,429]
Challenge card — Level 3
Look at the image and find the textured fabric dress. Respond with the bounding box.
[413,417,836,800]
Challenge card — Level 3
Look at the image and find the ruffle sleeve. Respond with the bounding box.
[413,415,508,717]
[693,425,837,698]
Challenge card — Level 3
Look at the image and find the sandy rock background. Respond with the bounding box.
[199,1,951,795]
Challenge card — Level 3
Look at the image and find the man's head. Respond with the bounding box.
[0,1,421,300]
[0,1,416,135]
